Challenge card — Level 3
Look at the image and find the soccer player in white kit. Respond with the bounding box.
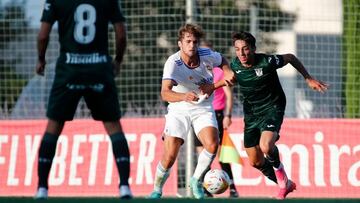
[149,23,235,199]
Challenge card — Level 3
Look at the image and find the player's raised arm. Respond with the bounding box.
[282,53,328,93]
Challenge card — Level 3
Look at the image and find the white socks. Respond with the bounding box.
[153,162,170,193]
[193,149,215,179]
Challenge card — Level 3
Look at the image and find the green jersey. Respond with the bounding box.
[230,54,286,116]
[41,0,125,57]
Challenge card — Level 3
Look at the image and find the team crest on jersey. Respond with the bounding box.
[255,68,263,76]
[189,76,193,80]
[202,62,212,71]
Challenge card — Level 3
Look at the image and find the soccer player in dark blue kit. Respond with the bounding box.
[228,31,328,199]
[35,0,132,199]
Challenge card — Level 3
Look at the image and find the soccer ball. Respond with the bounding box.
[203,169,230,194]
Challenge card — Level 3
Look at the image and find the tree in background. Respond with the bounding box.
[0,3,28,117]
[114,1,185,116]
[343,0,360,118]
[117,0,295,116]
[197,0,295,55]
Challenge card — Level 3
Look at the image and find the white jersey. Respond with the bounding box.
[162,48,222,111]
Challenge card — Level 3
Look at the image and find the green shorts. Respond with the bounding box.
[243,108,284,148]
[46,61,121,121]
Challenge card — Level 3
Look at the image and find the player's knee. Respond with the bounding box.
[259,143,272,155]
[46,120,64,135]
[103,121,122,135]
[204,142,218,154]
[249,160,263,169]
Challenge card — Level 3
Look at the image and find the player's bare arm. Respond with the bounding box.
[222,85,233,129]
[219,56,236,86]
[36,22,52,76]
[208,57,236,91]
[282,53,328,93]
[200,79,230,96]
[112,22,127,75]
[161,79,199,103]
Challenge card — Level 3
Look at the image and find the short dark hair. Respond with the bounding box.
[231,31,256,48]
[178,23,205,41]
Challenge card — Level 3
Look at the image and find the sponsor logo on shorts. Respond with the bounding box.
[66,83,104,92]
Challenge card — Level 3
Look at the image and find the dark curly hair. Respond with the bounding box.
[231,31,256,48]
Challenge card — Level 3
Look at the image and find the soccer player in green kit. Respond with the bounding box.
[228,31,328,199]
[35,0,132,199]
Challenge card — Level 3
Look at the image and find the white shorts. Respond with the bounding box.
[163,107,218,141]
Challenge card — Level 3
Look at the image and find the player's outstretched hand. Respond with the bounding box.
[306,77,329,93]
[36,60,46,76]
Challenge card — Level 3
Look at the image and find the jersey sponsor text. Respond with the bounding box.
[65,52,107,64]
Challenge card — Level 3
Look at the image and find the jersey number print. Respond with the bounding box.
[74,4,96,44]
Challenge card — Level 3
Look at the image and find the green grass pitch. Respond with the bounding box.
[0,197,359,203]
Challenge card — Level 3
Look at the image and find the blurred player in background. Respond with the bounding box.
[35,0,132,199]
[148,23,234,199]
[194,40,239,198]
[229,31,328,199]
